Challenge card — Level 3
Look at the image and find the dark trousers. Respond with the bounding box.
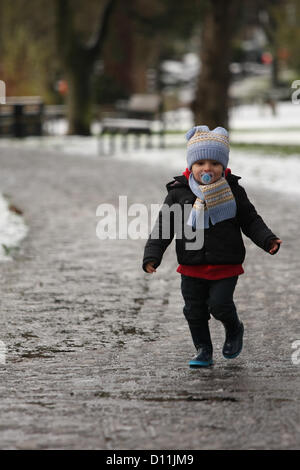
[181,274,240,350]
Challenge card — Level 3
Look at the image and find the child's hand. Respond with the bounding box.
[145,261,157,273]
[269,238,282,254]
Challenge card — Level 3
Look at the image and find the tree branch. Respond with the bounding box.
[88,0,117,60]
[54,0,79,60]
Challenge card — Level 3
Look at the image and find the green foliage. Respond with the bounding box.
[231,141,300,156]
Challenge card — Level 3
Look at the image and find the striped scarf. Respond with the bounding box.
[187,174,237,229]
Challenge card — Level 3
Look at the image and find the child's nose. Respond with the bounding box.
[203,163,213,171]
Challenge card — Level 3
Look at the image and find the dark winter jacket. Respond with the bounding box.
[143,172,279,272]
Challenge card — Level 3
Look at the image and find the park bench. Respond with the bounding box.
[43,104,67,134]
[98,93,165,155]
[0,96,44,137]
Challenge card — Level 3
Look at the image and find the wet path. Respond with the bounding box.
[0,146,299,449]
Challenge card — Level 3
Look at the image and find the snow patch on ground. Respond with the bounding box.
[0,102,299,220]
[0,131,299,195]
[114,146,300,195]
[0,194,28,261]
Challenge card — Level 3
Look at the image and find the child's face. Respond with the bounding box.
[191,159,224,185]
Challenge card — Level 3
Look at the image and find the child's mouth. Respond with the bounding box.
[200,172,214,184]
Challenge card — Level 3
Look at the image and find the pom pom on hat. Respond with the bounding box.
[186,125,230,170]
[185,125,210,141]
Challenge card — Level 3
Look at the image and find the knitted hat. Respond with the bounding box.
[186,125,230,170]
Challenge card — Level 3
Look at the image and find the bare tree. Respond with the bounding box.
[192,0,240,129]
[54,0,117,135]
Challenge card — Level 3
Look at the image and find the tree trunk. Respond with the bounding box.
[55,0,116,135]
[192,0,239,130]
[66,62,93,135]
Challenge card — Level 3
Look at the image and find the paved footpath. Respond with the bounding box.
[0,145,299,450]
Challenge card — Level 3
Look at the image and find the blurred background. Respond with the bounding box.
[0,0,299,139]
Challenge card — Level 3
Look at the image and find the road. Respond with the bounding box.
[0,144,299,449]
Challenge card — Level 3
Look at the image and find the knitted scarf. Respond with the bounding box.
[187,174,237,229]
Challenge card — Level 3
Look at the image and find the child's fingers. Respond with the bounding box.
[269,239,282,254]
[146,263,156,273]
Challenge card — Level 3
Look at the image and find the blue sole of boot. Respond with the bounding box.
[189,360,213,368]
[223,345,243,359]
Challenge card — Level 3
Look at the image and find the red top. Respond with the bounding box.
[178,167,244,280]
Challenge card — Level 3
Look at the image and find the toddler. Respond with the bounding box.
[143,125,282,367]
